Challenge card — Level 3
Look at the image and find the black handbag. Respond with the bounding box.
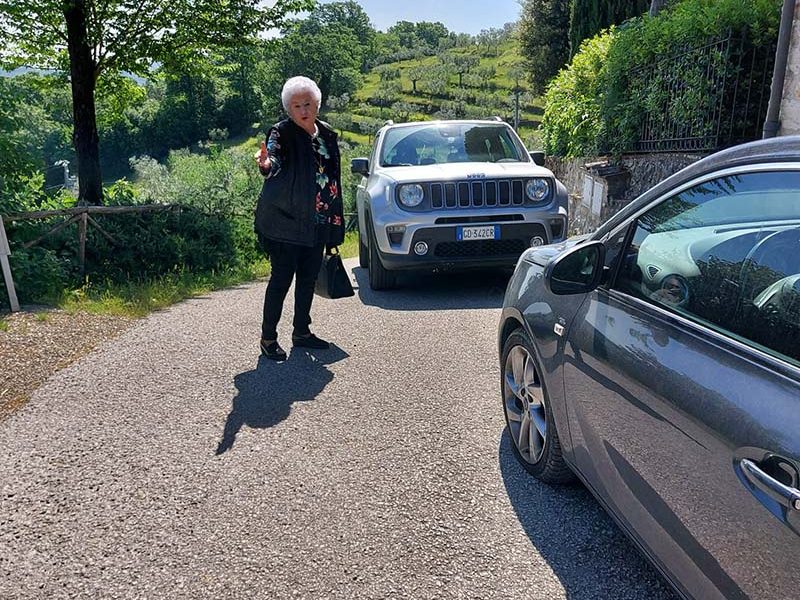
[315,247,355,299]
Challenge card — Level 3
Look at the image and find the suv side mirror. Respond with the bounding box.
[544,241,606,295]
[529,151,545,166]
[351,158,369,176]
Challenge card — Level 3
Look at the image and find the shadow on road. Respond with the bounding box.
[215,344,349,455]
[352,265,512,311]
[498,429,675,599]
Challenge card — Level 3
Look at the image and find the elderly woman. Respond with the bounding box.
[254,76,345,360]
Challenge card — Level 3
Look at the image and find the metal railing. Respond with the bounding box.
[631,30,776,153]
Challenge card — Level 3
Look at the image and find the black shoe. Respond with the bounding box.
[292,332,330,350]
[260,339,287,361]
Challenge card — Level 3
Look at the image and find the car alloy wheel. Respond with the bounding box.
[500,328,574,483]
[504,344,548,464]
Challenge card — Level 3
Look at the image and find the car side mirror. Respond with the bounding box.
[529,151,545,166]
[544,241,606,295]
[351,158,369,176]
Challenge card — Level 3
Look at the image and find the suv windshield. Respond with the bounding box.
[380,123,525,167]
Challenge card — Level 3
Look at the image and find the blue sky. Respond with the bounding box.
[324,0,522,34]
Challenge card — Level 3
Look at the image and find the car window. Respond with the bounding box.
[379,123,524,166]
[613,171,800,366]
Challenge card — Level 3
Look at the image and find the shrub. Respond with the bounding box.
[603,0,780,153]
[541,30,613,157]
[4,246,69,307]
[541,0,782,157]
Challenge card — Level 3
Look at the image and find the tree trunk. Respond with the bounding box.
[64,0,103,205]
[649,0,670,17]
[318,72,331,109]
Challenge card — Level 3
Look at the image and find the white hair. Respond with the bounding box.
[281,76,322,111]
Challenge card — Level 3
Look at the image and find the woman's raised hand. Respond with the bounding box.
[255,141,270,172]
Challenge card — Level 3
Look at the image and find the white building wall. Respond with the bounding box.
[779,0,800,135]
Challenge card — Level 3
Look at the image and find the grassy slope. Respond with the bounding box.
[346,40,543,146]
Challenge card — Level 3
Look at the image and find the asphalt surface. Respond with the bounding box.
[0,259,676,599]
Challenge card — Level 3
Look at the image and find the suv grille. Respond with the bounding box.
[434,239,527,258]
[425,179,546,209]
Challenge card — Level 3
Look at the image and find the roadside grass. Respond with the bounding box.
[59,259,271,318]
[339,230,359,258]
[0,319,8,332]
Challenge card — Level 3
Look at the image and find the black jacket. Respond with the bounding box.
[254,118,345,248]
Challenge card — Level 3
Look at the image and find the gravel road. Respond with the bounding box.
[0,259,675,599]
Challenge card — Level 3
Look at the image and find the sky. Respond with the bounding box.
[323,0,523,35]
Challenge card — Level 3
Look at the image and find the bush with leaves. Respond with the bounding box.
[541,0,781,157]
[602,0,780,154]
[132,145,262,217]
[541,30,613,157]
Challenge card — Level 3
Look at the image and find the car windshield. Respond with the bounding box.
[379,123,525,167]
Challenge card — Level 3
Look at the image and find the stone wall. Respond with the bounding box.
[546,153,703,235]
[779,0,800,136]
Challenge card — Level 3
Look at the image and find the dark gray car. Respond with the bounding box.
[498,136,800,599]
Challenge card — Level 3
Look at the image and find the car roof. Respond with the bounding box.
[593,135,800,238]
[381,119,510,131]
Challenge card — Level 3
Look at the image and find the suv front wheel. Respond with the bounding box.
[367,221,396,291]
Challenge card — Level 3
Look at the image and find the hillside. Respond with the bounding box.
[321,40,543,150]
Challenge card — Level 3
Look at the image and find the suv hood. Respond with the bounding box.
[378,161,554,184]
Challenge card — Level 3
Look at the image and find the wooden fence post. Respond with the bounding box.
[0,216,20,312]
[78,210,88,278]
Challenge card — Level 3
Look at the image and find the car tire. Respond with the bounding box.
[358,228,368,269]
[367,222,396,290]
[501,327,574,484]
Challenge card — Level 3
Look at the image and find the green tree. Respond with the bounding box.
[390,101,416,122]
[415,22,450,48]
[375,65,401,81]
[477,28,504,57]
[441,51,480,87]
[275,2,379,105]
[568,0,649,57]
[305,1,376,71]
[518,0,571,95]
[0,0,310,205]
[0,78,41,209]
[276,20,362,107]
[421,66,450,98]
[388,21,419,49]
[406,66,427,95]
[370,81,402,116]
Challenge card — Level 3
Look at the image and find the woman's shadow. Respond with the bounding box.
[216,345,349,455]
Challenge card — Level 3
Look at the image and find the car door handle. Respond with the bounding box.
[740,458,800,510]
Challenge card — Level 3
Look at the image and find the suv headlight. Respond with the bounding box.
[525,178,550,201]
[398,184,424,207]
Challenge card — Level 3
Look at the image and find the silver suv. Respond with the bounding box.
[351,119,569,290]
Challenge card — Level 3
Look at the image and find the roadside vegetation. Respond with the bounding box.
[540,0,781,156]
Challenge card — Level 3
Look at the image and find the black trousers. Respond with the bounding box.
[261,238,325,341]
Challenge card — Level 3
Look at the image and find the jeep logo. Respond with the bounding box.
[466,173,486,179]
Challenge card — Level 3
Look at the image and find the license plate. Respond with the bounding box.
[456,225,499,241]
